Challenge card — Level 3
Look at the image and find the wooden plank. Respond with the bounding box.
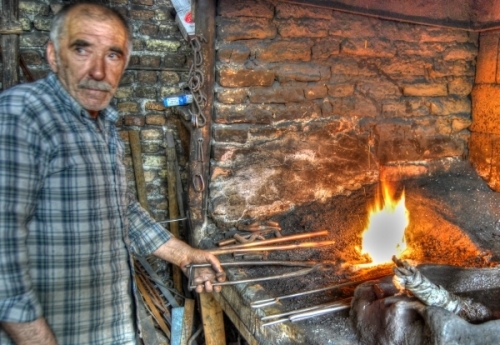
[199,293,226,345]
[180,298,195,345]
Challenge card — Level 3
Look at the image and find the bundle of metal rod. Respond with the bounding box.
[261,298,353,327]
[251,274,390,308]
[186,261,321,291]
[208,240,335,256]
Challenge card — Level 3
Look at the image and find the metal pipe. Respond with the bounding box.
[251,274,389,308]
[208,230,328,251]
[208,240,335,256]
[261,298,352,327]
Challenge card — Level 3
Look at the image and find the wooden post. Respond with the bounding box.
[1,0,22,90]
[199,293,226,345]
[165,130,183,293]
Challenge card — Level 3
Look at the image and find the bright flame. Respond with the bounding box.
[360,184,409,266]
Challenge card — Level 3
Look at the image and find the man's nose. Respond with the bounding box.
[89,56,105,80]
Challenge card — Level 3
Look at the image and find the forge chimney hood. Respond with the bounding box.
[285,0,500,31]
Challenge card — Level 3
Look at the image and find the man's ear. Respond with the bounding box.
[46,41,58,73]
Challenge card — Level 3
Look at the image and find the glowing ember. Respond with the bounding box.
[360,184,409,266]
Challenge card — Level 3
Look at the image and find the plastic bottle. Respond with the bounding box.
[163,94,193,107]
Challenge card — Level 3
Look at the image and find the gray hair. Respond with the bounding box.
[49,3,132,63]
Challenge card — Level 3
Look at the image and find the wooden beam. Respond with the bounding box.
[1,0,20,89]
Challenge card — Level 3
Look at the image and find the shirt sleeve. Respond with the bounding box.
[0,98,44,323]
[126,191,172,256]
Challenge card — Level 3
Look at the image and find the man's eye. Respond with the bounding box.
[75,47,86,54]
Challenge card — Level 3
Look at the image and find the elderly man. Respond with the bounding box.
[0,3,224,344]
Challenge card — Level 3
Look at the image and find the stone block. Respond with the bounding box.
[115,87,133,99]
[140,55,161,68]
[213,125,249,143]
[214,103,280,124]
[145,39,180,52]
[218,68,275,88]
[431,60,476,77]
[216,88,248,104]
[159,24,179,36]
[130,9,155,20]
[217,17,276,41]
[218,0,274,18]
[135,86,157,98]
[33,17,51,31]
[141,129,163,140]
[154,9,172,21]
[162,54,186,67]
[146,115,166,125]
[141,143,162,154]
[257,40,312,62]
[249,85,304,103]
[326,84,354,97]
[451,116,472,133]
[20,33,49,47]
[50,4,63,14]
[471,84,500,135]
[277,19,329,38]
[274,63,330,82]
[403,84,448,97]
[394,41,446,58]
[341,38,396,58]
[448,77,473,96]
[143,155,166,167]
[379,57,429,77]
[123,116,145,127]
[159,86,179,97]
[217,44,251,64]
[138,71,157,84]
[19,17,31,31]
[133,39,144,51]
[140,24,159,36]
[20,1,49,15]
[304,85,328,100]
[117,102,139,113]
[145,101,166,111]
[275,2,333,20]
[357,80,401,98]
[120,72,135,86]
[429,98,471,116]
[443,43,477,61]
[312,38,341,60]
[159,71,180,84]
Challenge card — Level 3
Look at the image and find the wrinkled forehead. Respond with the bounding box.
[64,5,129,41]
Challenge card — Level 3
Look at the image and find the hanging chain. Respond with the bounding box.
[187,36,207,128]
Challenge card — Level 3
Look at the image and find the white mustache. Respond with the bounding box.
[78,80,112,91]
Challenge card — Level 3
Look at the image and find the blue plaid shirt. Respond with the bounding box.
[0,73,171,344]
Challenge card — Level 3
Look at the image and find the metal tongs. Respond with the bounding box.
[186,261,321,291]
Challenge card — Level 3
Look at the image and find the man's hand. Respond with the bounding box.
[153,237,226,293]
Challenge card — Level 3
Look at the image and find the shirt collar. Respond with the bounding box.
[46,72,119,123]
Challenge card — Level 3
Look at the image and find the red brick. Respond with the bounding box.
[218,68,275,88]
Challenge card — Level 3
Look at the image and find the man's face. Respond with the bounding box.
[47,7,129,117]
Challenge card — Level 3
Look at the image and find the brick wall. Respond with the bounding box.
[210,0,478,228]
[1,0,190,224]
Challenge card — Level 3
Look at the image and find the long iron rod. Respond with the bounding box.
[208,240,335,256]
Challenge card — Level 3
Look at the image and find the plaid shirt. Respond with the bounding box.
[0,73,171,344]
